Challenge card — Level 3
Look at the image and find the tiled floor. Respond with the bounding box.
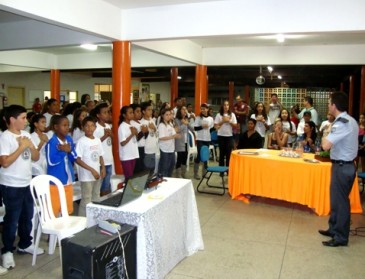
[1,167,365,279]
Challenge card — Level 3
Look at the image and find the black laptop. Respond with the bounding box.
[92,170,150,207]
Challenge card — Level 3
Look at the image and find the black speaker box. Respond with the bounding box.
[61,222,137,279]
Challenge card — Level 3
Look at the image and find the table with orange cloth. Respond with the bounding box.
[228,149,363,216]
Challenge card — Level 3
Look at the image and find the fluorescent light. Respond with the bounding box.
[267,66,273,73]
[276,34,285,43]
[278,75,282,79]
[80,44,98,50]
[177,76,182,80]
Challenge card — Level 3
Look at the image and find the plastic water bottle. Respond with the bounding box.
[296,142,303,157]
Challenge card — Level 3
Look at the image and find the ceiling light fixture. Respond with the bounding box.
[80,44,98,50]
[177,76,182,80]
[267,66,273,73]
[256,66,265,85]
[278,75,282,79]
[276,34,285,43]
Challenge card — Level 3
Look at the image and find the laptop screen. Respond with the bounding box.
[122,170,150,205]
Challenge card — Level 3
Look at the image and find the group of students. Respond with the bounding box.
[237,94,337,154]
[0,101,113,273]
[0,94,359,274]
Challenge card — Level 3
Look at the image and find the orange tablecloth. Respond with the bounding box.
[228,149,363,216]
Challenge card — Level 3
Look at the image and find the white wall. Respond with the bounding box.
[148,82,170,103]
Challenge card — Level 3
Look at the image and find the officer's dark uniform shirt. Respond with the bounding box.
[326,112,358,160]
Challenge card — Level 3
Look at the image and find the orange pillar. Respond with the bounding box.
[194,65,208,114]
[112,41,131,175]
[228,81,234,108]
[170,67,178,104]
[50,69,60,101]
[360,66,365,114]
[349,75,354,115]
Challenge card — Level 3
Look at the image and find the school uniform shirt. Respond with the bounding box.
[43,112,53,127]
[250,114,271,137]
[76,136,104,182]
[94,122,113,166]
[194,116,214,141]
[66,114,73,128]
[131,120,144,148]
[140,118,158,154]
[282,120,296,144]
[158,122,176,153]
[72,127,84,145]
[214,112,237,137]
[0,130,36,187]
[43,112,60,127]
[118,122,139,161]
[31,132,49,175]
[46,134,77,185]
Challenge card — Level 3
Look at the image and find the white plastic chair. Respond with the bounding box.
[30,175,87,266]
[31,162,46,176]
[186,130,198,171]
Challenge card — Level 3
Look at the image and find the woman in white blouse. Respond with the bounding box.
[250,102,271,148]
[214,100,237,169]
[194,103,214,179]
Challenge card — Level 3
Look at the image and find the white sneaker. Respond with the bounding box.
[2,252,15,269]
[0,266,8,275]
[18,244,45,255]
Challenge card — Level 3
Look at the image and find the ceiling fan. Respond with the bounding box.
[256,66,265,85]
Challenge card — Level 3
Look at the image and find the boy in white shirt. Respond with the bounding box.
[0,105,44,272]
[76,116,106,217]
[91,103,114,196]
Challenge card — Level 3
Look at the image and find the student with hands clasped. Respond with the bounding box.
[0,105,43,273]
[46,115,78,216]
[75,116,106,217]
[194,103,214,180]
[91,103,114,196]
[118,106,139,180]
[250,102,271,148]
[214,100,237,169]
[158,108,181,177]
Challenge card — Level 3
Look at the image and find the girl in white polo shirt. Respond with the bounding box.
[118,106,139,180]
[250,102,271,148]
[158,108,180,177]
[214,100,237,169]
[193,103,214,179]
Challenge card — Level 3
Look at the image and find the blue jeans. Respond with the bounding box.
[158,151,175,177]
[1,185,34,253]
[100,164,112,193]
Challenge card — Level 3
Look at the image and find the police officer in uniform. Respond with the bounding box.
[319,91,358,247]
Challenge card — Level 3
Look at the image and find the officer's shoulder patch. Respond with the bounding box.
[337,117,349,123]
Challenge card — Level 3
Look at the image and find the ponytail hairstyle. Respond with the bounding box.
[118,106,131,125]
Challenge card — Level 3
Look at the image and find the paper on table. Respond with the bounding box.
[303,158,320,163]
[237,151,259,155]
[147,193,164,200]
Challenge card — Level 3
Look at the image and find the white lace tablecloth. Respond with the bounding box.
[86,178,204,279]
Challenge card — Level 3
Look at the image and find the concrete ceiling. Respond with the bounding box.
[1,0,365,90]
